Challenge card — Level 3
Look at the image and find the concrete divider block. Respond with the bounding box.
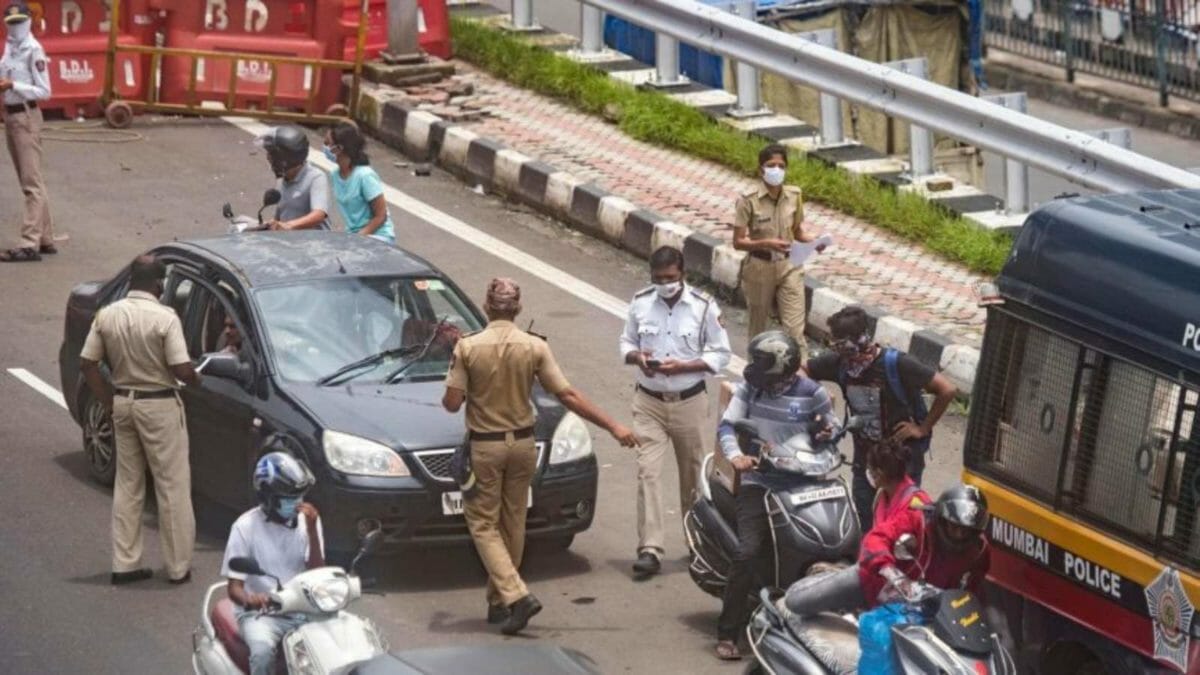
[466,137,504,187]
[873,315,921,353]
[711,245,746,290]
[546,171,584,218]
[622,210,661,258]
[808,287,857,341]
[598,195,638,245]
[569,183,608,235]
[494,149,532,195]
[939,344,980,394]
[652,221,692,254]
[403,111,441,158]
[439,127,479,170]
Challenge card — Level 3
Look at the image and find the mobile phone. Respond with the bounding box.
[646,359,662,368]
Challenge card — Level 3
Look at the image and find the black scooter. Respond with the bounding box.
[745,534,1018,675]
[684,417,863,599]
[222,188,281,233]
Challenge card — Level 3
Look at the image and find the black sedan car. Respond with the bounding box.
[58,232,598,556]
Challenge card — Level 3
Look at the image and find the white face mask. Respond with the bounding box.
[762,166,786,187]
[6,20,30,43]
[866,468,882,489]
[654,281,682,299]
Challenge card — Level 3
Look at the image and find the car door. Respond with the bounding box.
[175,274,261,509]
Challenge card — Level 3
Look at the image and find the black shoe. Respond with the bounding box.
[487,603,511,625]
[111,568,153,585]
[501,594,543,635]
[632,552,661,576]
[168,571,192,585]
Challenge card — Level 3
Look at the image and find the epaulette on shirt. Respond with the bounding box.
[633,286,655,298]
[689,288,713,304]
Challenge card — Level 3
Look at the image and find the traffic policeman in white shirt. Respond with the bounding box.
[620,246,732,577]
[0,2,53,263]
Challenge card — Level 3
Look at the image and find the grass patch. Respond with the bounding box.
[451,17,1013,275]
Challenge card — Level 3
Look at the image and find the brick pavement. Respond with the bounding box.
[450,63,987,347]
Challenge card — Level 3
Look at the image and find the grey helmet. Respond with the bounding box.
[257,125,310,178]
[744,330,801,394]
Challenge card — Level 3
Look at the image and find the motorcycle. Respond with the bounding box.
[684,415,864,599]
[745,534,1018,675]
[192,528,388,675]
[223,188,281,234]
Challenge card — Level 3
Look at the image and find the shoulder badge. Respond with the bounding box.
[688,287,713,303]
[633,286,655,299]
[35,59,45,73]
[908,496,926,509]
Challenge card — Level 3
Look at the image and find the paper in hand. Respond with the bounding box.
[789,234,834,266]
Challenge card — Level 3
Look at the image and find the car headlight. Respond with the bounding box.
[323,430,410,477]
[550,412,593,465]
[304,575,352,613]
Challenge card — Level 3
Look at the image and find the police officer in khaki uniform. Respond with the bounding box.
[80,255,200,585]
[734,143,824,363]
[444,277,638,635]
[620,246,731,577]
[0,2,54,263]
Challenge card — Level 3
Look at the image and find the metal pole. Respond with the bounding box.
[730,1,763,115]
[1059,0,1075,83]
[1154,0,1170,107]
[984,91,1030,212]
[581,5,604,54]
[796,29,843,144]
[513,0,534,29]
[385,0,421,59]
[656,32,682,85]
[886,58,934,178]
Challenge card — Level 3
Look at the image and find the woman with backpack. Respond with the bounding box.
[803,305,957,532]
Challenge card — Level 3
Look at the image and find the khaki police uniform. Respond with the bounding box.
[80,290,195,579]
[735,184,808,361]
[445,320,571,607]
[619,285,731,559]
[0,22,52,252]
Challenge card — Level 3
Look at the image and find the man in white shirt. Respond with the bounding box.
[620,246,732,577]
[221,449,324,675]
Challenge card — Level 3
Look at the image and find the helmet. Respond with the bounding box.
[743,330,801,393]
[254,448,315,524]
[257,125,309,178]
[933,484,988,553]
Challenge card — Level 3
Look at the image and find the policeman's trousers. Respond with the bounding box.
[631,387,708,558]
[111,394,194,579]
[5,106,53,250]
[464,434,538,607]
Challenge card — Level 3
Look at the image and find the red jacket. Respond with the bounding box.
[857,480,990,608]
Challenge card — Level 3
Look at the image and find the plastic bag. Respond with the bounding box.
[858,603,917,675]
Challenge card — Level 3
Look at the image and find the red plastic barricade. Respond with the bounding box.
[418,0,450,60]
[341,0,385,61]
[30,0,155,118]
[159,0,344,113]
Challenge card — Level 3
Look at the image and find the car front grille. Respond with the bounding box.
[413,442,547,484]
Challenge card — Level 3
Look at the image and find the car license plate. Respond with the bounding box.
[790,485,845,507]
[441,488,534,516]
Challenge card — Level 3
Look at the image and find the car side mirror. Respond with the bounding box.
[228,556,265,576]
[222,202,234,220]
[894,533,918,561]
[262,188,282,208]
[199,352,251,386]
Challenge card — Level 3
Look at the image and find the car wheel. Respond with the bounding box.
[82,391,116,486]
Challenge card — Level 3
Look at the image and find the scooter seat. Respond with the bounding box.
[211,598,251,674]
[788,613,861,675]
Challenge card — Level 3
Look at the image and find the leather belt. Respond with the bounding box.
[638,381,706,403]
[750,250,777,262]
[5,102,36,115]
[470,426,535,442]
[114,388,176,400]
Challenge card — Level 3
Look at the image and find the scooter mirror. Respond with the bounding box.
[893,533,918,561]
[222,202,234,220]
[359,528,383,556]
[262,188,282,208]
[228,556,266,576]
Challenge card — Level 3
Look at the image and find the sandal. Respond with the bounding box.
[715,640,742,661]
[39,244,57,255]
[0,247,41,262]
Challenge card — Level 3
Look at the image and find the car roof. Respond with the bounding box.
[999,188,1200,375]
[166,231,439,287]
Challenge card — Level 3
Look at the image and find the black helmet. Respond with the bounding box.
[933,484,989,553]
[258,125,309,177]
[744,330,801,393]
[254,446,315,524]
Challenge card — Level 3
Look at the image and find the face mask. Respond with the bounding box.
[762,166,786,187]
[866,468,881,489]
[654,281,682,299]
[6,20,30,43]
[276,496,301,521]
[322,145,338,163]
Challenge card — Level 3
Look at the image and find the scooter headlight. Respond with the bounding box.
[303,576,352,613]
[287,639,320,675]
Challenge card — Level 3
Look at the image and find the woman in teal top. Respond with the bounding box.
[324,122,396,244]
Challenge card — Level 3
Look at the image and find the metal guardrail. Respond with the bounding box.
[559,0,1200,194]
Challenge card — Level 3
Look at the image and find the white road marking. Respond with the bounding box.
[225,117,749,375]
[7,368,67,409]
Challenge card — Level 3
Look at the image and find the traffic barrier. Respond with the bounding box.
[32,0,156,119]
[159,0,344,114]
[418,0,451,59]
[340,0,385,61]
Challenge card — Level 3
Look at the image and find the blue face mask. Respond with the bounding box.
[322,145,338,163]
[276,497,301,521]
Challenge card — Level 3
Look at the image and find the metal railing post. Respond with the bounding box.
[729,1,767,117]
[655,32,683,85]
[796,29,842,144]
[512,0,534,30]
[1085,127,1133,150]
[581,5,604,54]
[1154,0,1170,107]
[886,58,934,178]
[1059,0,1075,83]
[983,91,1030,212]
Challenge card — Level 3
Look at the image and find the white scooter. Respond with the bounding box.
[222,188,281,234]
[192,529,388,675]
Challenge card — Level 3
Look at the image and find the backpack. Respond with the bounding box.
[838,348,931,455]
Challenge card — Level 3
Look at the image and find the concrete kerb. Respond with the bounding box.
[353,83,981,395]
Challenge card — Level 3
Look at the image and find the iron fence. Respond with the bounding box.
[985,0,1200,104]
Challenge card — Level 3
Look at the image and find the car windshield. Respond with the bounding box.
[254,276,483,384]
